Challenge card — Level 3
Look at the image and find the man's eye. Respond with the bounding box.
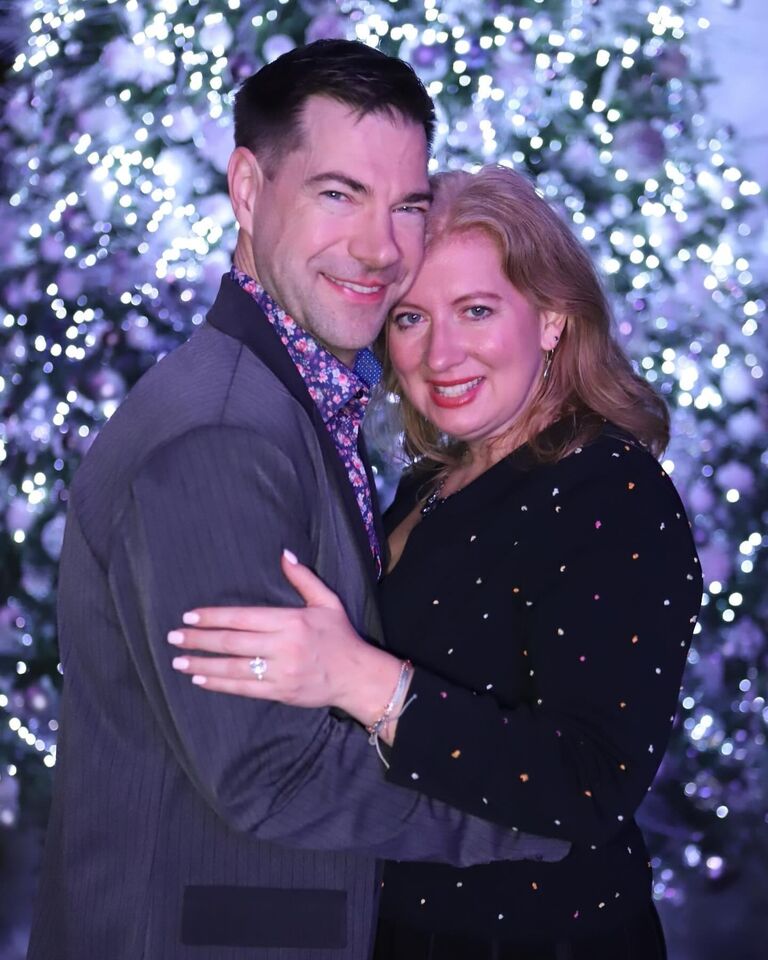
[321,190,348,201]
[395,204,428,215]
[392,311,424,328]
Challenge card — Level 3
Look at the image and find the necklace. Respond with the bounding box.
[420,474,449,516]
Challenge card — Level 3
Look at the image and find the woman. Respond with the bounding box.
[169,167,702,958]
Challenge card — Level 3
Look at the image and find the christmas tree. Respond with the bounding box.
[1,0,765,919]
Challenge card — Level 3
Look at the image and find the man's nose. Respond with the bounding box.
[348,208,400,271]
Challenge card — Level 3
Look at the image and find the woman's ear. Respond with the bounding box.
[540,311,567,351]
[227,146,265,234]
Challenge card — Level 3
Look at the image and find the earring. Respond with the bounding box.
[543,349,554,380]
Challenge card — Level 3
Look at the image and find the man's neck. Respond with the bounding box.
[230,255,358,369]
[232,238,259,283]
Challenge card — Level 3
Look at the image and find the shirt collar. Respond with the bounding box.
[229,267,381,423]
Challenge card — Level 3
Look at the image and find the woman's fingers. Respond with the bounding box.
[181,553,342,629]
[168,628,276,656]
[280,550,344,610]
[170,552,350,708]
[171,653,270,681]
[191,676,274,698]
[171,652,308,705]
[181,606,284,631]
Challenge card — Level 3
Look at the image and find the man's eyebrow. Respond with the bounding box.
[305,172,370,194]
[400,191,433,206]
[305,173,433,206]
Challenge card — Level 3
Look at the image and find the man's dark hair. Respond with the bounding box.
[233,39,435,174]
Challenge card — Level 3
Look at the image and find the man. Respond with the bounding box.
[28,41,566,960]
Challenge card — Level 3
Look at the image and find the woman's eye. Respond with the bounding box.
[466,305,492,319]
[392,311,424,328]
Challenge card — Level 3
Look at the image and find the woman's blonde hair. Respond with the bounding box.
[381,165,669,466]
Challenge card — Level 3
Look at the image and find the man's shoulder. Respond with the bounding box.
[69,324,318,540]
[91,323,308,460]
[122,323,287,418]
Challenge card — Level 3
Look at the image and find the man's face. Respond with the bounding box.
[245,97,431,365]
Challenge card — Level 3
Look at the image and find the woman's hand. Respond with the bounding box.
[168,550,404,730]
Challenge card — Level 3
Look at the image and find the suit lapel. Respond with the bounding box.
[206,276,381,591]
[358,432,389,574]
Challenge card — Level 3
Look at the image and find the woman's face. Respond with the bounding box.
[388,230,560,452]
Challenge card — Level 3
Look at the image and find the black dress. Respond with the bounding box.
[374,425,702,959]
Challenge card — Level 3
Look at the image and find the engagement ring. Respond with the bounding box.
[248,657,267,680]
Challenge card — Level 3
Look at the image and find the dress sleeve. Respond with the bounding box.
[385,453,703,847]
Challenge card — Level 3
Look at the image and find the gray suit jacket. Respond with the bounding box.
[27,277,567,959]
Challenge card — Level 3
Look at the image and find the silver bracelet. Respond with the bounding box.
[366,660,416,768]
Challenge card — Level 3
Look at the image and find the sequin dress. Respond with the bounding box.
[377,423,702,950]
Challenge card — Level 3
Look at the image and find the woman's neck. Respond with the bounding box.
[450,430,527,489]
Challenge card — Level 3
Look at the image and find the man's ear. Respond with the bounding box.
[227,146,265,233]
[540,311,567,351]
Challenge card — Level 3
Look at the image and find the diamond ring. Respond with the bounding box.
[248,657,268,681]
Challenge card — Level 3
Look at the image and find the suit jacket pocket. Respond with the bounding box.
[181,885,347,949]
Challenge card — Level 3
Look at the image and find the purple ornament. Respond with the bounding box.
[100,37,173,92]
[723,618,764,660]
[22,566,54,602]
[4,90,42,140]
[41,235,66,262]
[5,273,42,309]
[721,363,755,405]
[715,461,754,495]
[56,267,85,301]
[6,497,35,534]
[0,602,25,653]
[41,514,67,561]
[263,35,295,64]
[228,51,261,82]
[697,541,732,586]
[655,45,689,81]
[124,321,159,352]
[613,121,666,178]
[0,774,19,827]
[199,19,234,52]
[166,106,200,144]
[398,40,448,83]
[305,14,349,44]
[88,369,126,401]
[495,47,536,93]
[198,117,234,175]
[83,171,115,221]
[154,146,197,188]
[727,409,763,446]
[688,480,715,514]
[563,138,600,177]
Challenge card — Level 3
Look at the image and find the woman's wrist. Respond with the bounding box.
[373,663,414,747]
[334,644,407,730]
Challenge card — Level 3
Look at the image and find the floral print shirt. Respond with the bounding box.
[230,267,381,575]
